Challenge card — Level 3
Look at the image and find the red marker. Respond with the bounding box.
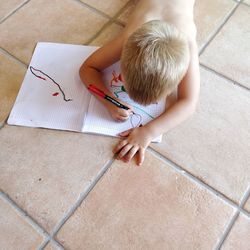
[88,84,130,110]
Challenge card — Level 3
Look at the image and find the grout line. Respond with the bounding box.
[200,64,250,92]
[50,158,115,240]
[2,113,11,129]
[116,20,126,27]
[0,122,4,129]
[0,0,128,64]
[215,210,240,250]
[241,1,250,7]
[113,19,126,27]
[239,185,250,207]
[148,147,250,221]
[37,236,50,250]
[0,191,49,238]
[106,1,132,26]
[84,18,125,45]
[38,237,65,250]
[3,115,10,126]
[237,206,250,218]
[0,47,28,68]
[51,238,65,249]
[199,1,241,56]
[72,0,112,19]
[0,120,9,131]
[147,147,250,217]
[0,0,30,24]
[84,0,129,45]
[0,46,27,128]
[215,185,250,249]
[37,158,116,247]
[85,19,115,45]
[85,0,131,44]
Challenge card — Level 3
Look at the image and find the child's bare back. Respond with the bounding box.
[124,0,196,40]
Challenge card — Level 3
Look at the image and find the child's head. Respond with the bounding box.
[121,20,190,105]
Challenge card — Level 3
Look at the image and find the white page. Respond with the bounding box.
[8,43,98,132]
[82,62,166,142]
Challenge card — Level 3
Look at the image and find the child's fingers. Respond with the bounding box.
[113,111,128,121]
[137,148,145,166]
[116,116,128,122]
[124,146,139,162]
[115,110,131,122]
[117,144,133,159]
[119,113,129,118]
[118,108,131,118]
[113,140,128,154]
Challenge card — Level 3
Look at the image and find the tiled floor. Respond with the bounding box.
[0,0,249,249]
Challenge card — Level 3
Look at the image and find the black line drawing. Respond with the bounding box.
[30,66,73,102]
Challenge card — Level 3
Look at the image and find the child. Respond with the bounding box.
[79,0,200,166]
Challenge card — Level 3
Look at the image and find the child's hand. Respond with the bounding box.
[106,99,133,122]
[113,126,154,166]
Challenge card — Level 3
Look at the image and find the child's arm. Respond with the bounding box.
[114,38,200,165]
[79,34,132,121]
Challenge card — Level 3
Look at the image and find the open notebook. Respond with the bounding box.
[8,42,166,142]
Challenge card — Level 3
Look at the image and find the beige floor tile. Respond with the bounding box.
[0,196,44,249]
[0,0,25,20]
[0,125,116,232]
[222,214,250,249]
[244,0,250,5]
[200,4,250,89]
[151,68,250,203]
[117,0,236,49]
[0,52,26,124]
[90,23,124,46]
[0,0,108,64]
[80,0,129,17]
[194,0,236,48]
[56,151,234,249]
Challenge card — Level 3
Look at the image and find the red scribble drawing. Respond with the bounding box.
[110,70,123,87]
[109,70,127,99]
[29,66,73,102]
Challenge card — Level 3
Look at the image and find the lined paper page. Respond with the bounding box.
[82,62,166,142]
[8,43,98,132]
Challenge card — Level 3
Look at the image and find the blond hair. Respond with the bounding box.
[121,20,190,105]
